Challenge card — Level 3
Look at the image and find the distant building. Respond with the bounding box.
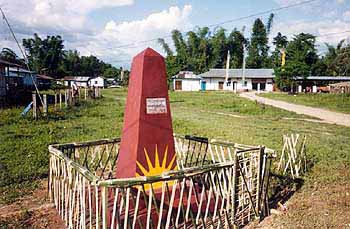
[63,76,91,87]
[329,81,350,94]
[172,71,202,91]
[89,76,106,88]
[63,76,106,88]
[37,75,55,89]
[173,69,275,92]
[294,76,350,93]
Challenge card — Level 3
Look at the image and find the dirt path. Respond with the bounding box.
[240,92,350,127]
[0,180,65,228]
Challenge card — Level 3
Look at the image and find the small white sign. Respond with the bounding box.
[146,98,167,114]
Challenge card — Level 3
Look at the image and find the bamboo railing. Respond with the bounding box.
[49,136,274,228]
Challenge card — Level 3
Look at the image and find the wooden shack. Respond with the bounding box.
[330,82,350,94]
[0,59,32,107]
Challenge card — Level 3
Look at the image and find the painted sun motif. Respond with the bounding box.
[136,145,177,190]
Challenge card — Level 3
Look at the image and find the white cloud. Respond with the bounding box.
[0,2,192,68]
[1,0,133,32]
[270,19,350,53]
[82,5,193,66]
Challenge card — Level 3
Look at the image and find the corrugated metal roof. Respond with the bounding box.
[295,76,350,81]
[172,71,202,80]
[64,76,91,81]
[198,68,274,78]
[330,81,350,87]
[0,59,23,68]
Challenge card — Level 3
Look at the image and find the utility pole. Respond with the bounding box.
[242,45,247,90]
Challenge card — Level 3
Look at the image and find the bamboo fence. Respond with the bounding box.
[31,87,102,119]
[49,136,275,228]
[277,134,307,179]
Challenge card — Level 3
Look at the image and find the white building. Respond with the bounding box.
[173,69,275,92]
[64,76,90,87]
[89,76,106,88]
[63,76,106,88]
[172,71,202,91]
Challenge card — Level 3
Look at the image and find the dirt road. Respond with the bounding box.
[240,92,350,127]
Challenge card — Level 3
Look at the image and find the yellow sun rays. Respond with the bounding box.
[136,145,177,190]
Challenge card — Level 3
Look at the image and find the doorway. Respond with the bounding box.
[175,80,182,90]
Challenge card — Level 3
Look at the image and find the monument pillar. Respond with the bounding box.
[115,48,177,179]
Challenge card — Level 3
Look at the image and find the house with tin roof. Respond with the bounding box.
[173,68,275,92]
[172,71,202,91]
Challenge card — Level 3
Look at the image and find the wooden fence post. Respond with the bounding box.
[232,150,238,229]
[255,146,264,218]
[43,94,48,117]
[54,92,57,109]
[32,93,37,119]
[65,89,68,107]
[59,91,62,109]
[84,88,87,100]
[102,186,108,229]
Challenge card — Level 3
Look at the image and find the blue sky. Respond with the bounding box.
[1,0,350,68]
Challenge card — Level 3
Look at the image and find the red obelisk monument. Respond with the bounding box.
[115,48,177,179]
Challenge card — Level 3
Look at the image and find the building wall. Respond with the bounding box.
[174,77,274,92]
[89,77,105,88]
[0,66,6,97]
[266,79,274,92]
[23,74,37,86]
[173,79,201,91]
[64,80,89,87]
[202,78,274,92]
[203,78,253,91]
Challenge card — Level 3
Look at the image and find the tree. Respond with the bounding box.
[209,28,227,68]
[246,18,270,68]
[23,34,65,77]
[274,33,318,89]
[61,50,81,76]
[227,29,247,68]
[103,67,121,80]
[271,32,288,68]
[0,47,24,66]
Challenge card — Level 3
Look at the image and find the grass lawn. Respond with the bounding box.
[1,89,349,228]
[261,92,350,114]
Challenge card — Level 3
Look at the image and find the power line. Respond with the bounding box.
[110,0,320,50]
[318,30,350,38]
[109,29,350,65]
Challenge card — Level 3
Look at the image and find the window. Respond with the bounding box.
[95,80,98,84]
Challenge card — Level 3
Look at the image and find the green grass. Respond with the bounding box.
[261,92,350,114]
[1,89,349,227]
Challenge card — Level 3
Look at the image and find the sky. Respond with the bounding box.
[0,0,350,68]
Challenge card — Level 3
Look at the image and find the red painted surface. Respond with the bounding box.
[115,48,177,179]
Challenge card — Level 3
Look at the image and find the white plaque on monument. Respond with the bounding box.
[146,98,167,114]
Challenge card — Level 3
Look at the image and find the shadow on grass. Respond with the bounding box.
[268,173,304,209]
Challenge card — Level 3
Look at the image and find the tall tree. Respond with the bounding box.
[0,47,24,66]
[271,32,288,68]
[275,33,318,89]
[209,28,227,68]
[23,34,65,76]
[246,18,270,68]
[227,29,247,68]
